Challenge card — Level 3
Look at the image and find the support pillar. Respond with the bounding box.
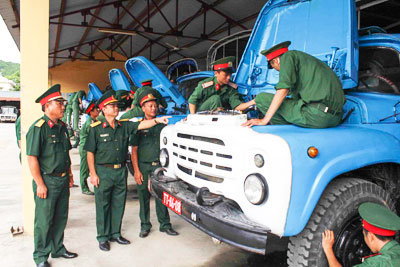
[20,0,50,235]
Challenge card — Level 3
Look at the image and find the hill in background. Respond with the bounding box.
[0,60,20,91]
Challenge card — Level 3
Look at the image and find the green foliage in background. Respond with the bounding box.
[0,60,20,91]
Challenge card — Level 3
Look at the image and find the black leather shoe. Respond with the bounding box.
[52,250,78,259]
[37,261,50,267]
[110,236,130,245]
[99,241,110,251]
[139,229,150,238]
[160,228,179,236]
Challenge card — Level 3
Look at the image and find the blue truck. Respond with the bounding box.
[148,0,400,266]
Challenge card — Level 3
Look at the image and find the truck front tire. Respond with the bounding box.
[287,178,395,267]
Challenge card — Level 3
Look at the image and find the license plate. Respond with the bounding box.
[163,192,181,215]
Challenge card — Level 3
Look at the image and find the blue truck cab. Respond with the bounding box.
[149,1,400,266]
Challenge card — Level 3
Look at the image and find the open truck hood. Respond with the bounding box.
[235,0,358,95]
[125,56,185,106]
[87,83,103,102]
[109,69,131,91]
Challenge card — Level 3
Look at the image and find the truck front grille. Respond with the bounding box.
[171,132,233,183]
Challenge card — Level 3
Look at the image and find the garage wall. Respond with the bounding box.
[48,50,129,93]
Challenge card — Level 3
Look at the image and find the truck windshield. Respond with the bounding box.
[357,47,400,95]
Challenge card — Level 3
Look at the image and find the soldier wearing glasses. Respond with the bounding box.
[26,84,78,267]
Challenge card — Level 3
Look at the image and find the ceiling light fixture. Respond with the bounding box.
[97,28,137,36]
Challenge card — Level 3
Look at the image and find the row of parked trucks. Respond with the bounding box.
[77,1,400,266]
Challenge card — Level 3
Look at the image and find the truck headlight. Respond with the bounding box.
[244,174,267,205]
[163,136,167,145]
[254,154,264,168]
[160,148,169,167]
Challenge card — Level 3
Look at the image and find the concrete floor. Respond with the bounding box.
[0,123,287,267]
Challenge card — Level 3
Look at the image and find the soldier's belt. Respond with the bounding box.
[101,163,123,169]
[308,102,341,116]
[141,161,160,166]
[43,171,68,177]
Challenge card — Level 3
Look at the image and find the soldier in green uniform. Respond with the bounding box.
[242,41,346,128]
[62,92,74,124]
[188,56,254,114]
[131,90,179,238]
[26,84,78,267]
[78,101,100,195]
[15,115,21,162]
[120,80,167,120]
[84,90,171,251]
[322,202,400,267]
[71,90,85,132]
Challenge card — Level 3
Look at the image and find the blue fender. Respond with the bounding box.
[252,125,400,236]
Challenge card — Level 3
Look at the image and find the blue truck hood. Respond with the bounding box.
[87,83,103,102]
[175,71,214,84]
[109,69,131,91]
[125,56,185,106]
[235,0,358,95]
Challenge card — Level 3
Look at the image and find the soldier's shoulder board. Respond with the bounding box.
[35,119,45,127]
[119,118,130,122]
[228,81,238,89]
[202,80,214,89]
[90,121,102,127]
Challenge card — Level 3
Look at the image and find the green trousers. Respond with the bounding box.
[72,103,80,131]
[32,174,69,264]
[63,105,72,125]
[197,95,222,112]
[119,106,144,120]
[138,162,171,231]
[255,92,342,128]
[79,148,89,192]
[94,164,128,242]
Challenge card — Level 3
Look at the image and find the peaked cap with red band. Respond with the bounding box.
[141,79,153,87]
[359,202,400,236]
[261,41,291,69]
[130,84,138,94]
[84,101,97,114]
[96,90,118,109]
[35,84,65,106]
[212,56,235,73]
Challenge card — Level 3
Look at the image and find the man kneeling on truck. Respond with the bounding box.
[242,41,346,128]
[188,56,254,114]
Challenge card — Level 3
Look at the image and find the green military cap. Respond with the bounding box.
[96,89,118,109]
[211,56,235,73]
[84,101,97,114]
[141,79,153,87]
[115,90,130,101]
[138,89,158,107]
[359,202,400,236]
[35,84,65,106]
[261,41,291,69]
[130,84,138,94]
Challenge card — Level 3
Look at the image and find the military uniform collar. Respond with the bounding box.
[380,240,399,253]
[43,114,61,129]
[213,76,227,91]
[100,117,121,129]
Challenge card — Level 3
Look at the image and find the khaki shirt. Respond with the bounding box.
[26,114,71,173]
